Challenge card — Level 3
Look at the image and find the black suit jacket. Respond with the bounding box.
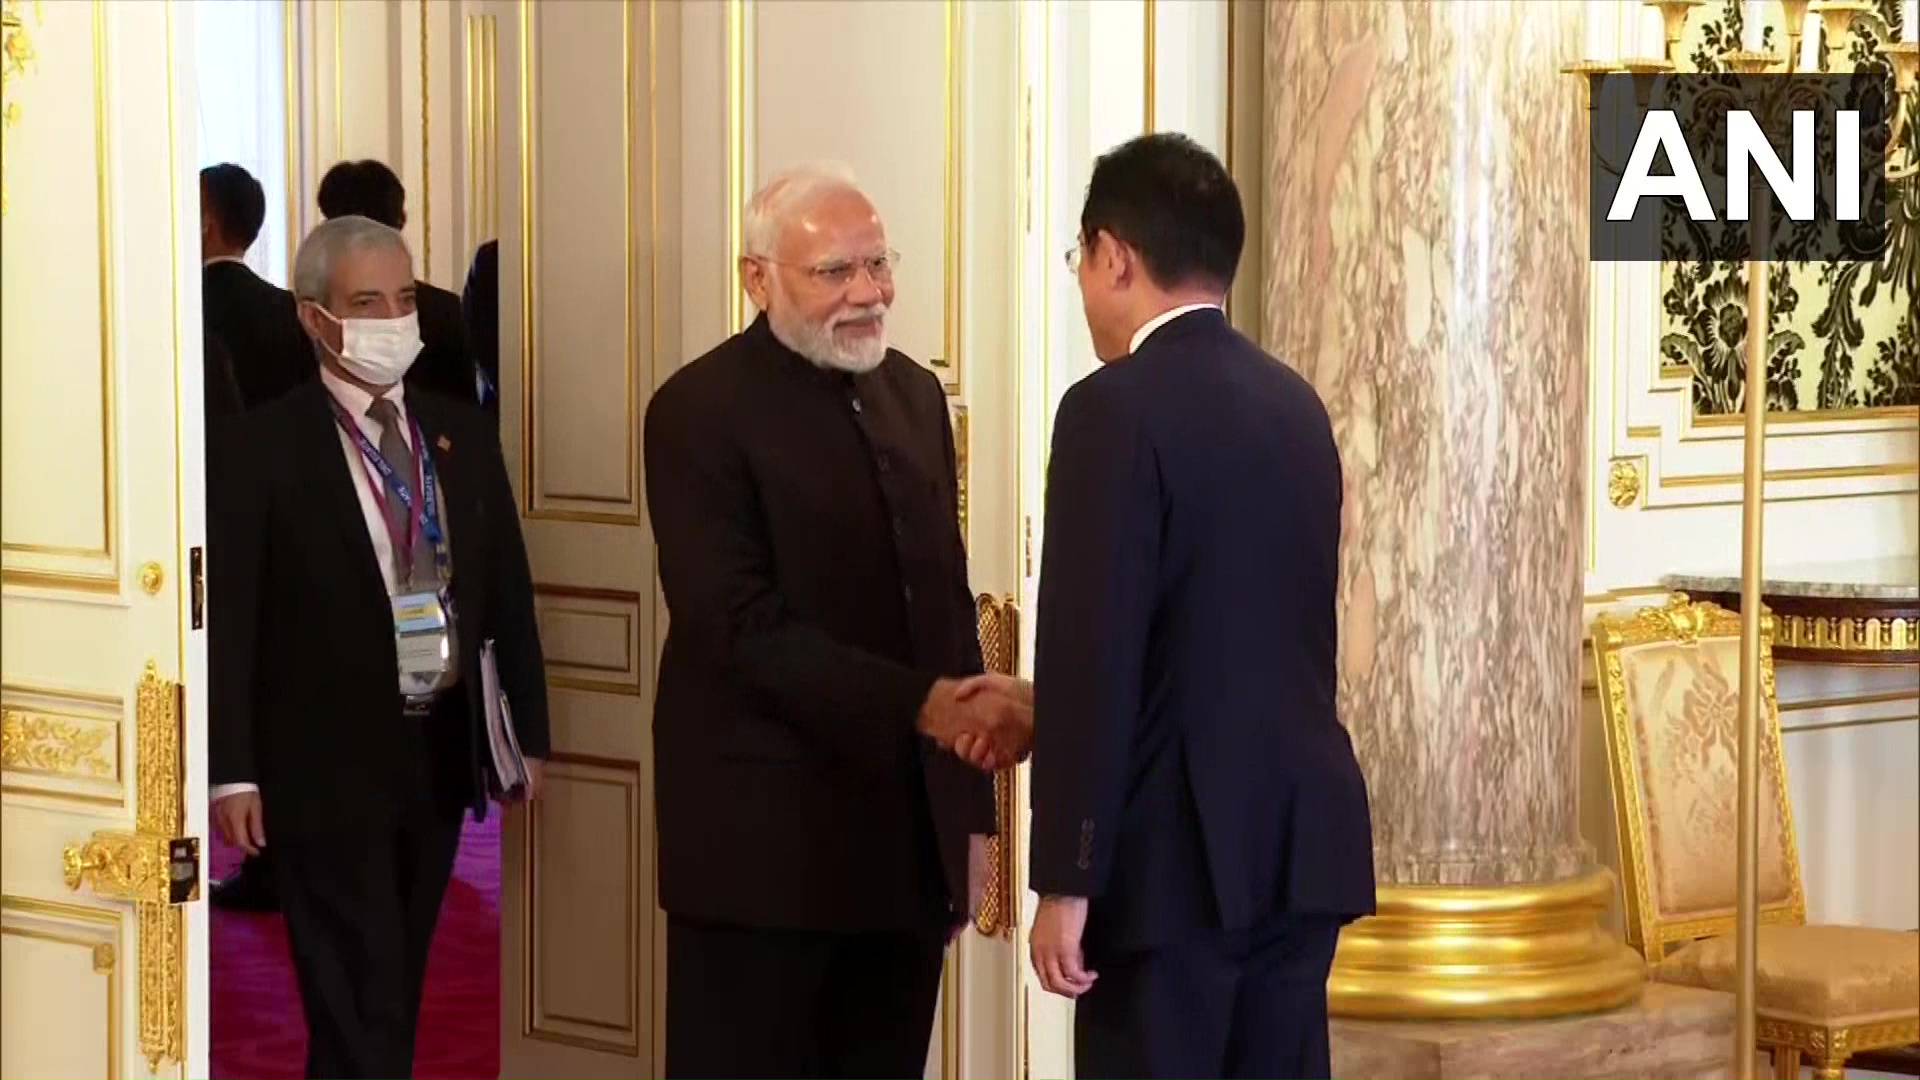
[204,334,245,424]
[208,380,549,839]
[1029,308,1375,955]
[202,261,312,410]
[405,280,478,405]
[462,240,500,408]
[644,315,995,933]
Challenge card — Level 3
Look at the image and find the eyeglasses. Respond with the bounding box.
[758,249,901,288]
[1063,243,1083,273]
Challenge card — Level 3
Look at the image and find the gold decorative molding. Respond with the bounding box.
[1606,457,1644,508]
[1675,584,1920,666]
[971,593,1019,939]
[521,755,646,1056]
[935,0,963,390]
[60,661,189,1072]
[133,660,180,836]
[0,0,119,594]
[533,583,646,697]
[0,0,42,215]
[283,0,297,282]
[1757,1015,1920,1074]
[1773,612,1919,656]
[2,708,114,778]
[515,0,651,525]
[418,0,431,273]
[0,896,125,1078]
[724,0,749,333]
[464,12,498,247]
[1141,0,1155,132]
[137,901,182,1070]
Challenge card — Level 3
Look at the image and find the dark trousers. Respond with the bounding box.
[272,800,464,1078]
[665,915,949,1079]
[1075,914,1344,1080]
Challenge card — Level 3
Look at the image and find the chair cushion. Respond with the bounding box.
[1655,925,1920,1026]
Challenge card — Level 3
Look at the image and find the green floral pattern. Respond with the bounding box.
[1660,0,1918,414]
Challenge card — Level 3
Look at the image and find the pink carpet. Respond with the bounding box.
[210,809,501,1079]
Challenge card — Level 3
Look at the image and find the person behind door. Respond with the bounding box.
[317,159,483,406]
[201,163,311,413]
[643,162,1031,1079]
[207,215,549,1079]
[994,133,1377,1079]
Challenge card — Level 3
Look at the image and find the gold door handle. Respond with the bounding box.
[972,594,1022,939]
[63,831,172,904]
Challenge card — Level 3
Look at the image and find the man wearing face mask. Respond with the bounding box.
[207,214,549,1079]
[642,163,1028,1077]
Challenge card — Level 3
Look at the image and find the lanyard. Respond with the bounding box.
[327,397,451,577]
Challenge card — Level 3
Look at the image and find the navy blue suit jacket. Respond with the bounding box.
[1028,308,1375,955]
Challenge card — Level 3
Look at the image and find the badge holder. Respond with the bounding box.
[393,587,457,698]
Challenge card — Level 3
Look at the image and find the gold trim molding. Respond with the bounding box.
[60,661,189,1072]
[1328,867,1646,1019]
[515,0,649,524]
[1141,0,1155,132]
[1759,1016,1920,1076]
[1,0,120,592]
[1774,613,1919,655]
[0,896,125,1078]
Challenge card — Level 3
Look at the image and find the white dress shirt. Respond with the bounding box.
[211,367,426,804]
[1128,302,1223,354]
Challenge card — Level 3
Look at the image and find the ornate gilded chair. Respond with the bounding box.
[971,593,1019,938]
[1591,594,1919,1079]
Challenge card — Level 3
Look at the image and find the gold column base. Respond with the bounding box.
[1329,867,1647,1020]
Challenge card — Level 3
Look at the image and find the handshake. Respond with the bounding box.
[917,673,1033,772]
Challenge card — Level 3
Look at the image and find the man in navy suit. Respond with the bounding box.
[963,133,1375,1079]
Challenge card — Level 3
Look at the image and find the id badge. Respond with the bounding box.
[393,589,455,697]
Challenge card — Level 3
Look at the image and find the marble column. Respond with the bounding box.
[1262,0,1593,890]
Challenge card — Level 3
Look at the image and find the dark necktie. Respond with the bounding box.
[365,397,440,591]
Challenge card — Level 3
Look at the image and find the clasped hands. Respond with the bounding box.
[917,673,1033,772]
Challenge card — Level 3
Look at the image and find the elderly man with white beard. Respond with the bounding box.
[642,163,1030,1078]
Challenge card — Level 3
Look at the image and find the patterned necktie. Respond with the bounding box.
[364,397,440,590]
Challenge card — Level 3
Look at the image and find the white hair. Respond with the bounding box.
[742,161,862,258]
[291,215,412,304]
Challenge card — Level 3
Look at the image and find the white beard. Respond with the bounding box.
[769,302,889,374]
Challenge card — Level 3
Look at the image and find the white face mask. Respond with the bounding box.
[314,307,424,386]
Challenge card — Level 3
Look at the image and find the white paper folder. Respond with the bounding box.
[480,639,529,798]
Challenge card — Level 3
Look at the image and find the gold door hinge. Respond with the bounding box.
[1024,516,1034,578]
